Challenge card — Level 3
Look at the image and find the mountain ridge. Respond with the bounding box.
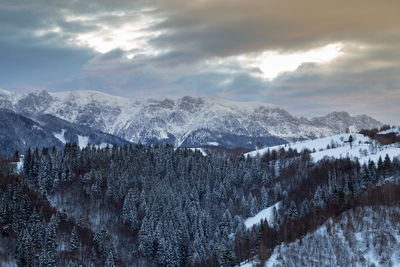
[0,88,383,148]
[0,108,129,156]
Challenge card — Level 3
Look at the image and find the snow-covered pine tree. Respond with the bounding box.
[122,188,139,230]
[70,226,79,251]
[288,201,298,219]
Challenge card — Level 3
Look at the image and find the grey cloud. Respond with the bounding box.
[0,0,399,124]
[150,0,400,58]
[0,41,95,86]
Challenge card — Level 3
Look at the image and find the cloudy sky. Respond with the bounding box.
[1,0,399,124]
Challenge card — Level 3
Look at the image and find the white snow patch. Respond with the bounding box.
[77,135,89,149]
[364,249,380,266]
[207,141,219,146]
[16,161,23,173]
[245,202,281,229]
[32,125,42,131]
[158,130,169,140]
[96,143,109,149]
[189,148,207,156]
[14,155,24,174]
[53,129,67,144]
[311,143,400,165]
[247,133,400,165]
[246,134,369,157]
[348,125,357,133]
[379,127,400,135]
[238,259,260,267]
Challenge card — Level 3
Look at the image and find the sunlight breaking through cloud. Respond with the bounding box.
[64,13,163,56]
[237,43,343,80]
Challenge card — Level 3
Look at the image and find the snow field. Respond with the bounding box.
[247,133,400,165]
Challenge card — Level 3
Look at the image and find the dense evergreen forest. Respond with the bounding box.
[0,139,399,266]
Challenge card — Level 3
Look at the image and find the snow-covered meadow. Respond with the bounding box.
[247,133,400,165]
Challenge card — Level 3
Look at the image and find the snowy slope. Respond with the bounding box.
[188,147,207,156]
[245,202,281,229]
[264,206,400,267]
[311,143,400,165]
[247,134,369,156]
[53,129,67,144]
[247,133,400,165]
[0,89,383,148]
[378,127,400,135]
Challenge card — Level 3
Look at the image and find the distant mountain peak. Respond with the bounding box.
[311,110,382,132]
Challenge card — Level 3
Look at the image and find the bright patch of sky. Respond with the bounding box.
[44,12,165,57]
[237,43,343,80]
[46,11,343,81]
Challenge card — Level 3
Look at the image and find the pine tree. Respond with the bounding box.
[122,188,139,230]
[23,148,32,179]
[220,209,233,236]
[16,228,32,267]
[377,156,384,178]
[360,166,371,188]
[70,226,79,251]
[392,157,400,173]
[261,186,269,208]
[249,193,258,216]
[312,186,324,210]
[39,215,58,266]
[240,196,249,217]
[300,199,310,217]
[288,201,298,219]
[93,225,112,258]
[368,160,377,183]
[138,216,154,257]
[348,135,354,149]
[105,250,116,267]
[218,239,236,267]
[383,154,392,177]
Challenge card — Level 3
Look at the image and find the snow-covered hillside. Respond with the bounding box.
[0,88,383,148]
[247,133,400,165]
[265,205,400,267]
[245,202,281,229]
[239,205,400,267]
[378,127,400,135]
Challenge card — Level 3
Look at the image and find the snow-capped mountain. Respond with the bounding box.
[0,88,383,148]
[310,111,383,133]
[0,109,129,156]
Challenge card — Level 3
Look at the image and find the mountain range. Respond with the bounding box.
[0,88,383,153]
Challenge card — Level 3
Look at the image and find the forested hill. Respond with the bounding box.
[0,142,399,266]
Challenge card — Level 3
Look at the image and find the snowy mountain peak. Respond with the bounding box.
[311,111,382,132]
[0,88,383,148]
